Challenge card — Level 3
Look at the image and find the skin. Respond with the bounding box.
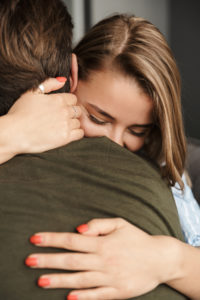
[0,85,83,163]
[0,69,200,299]
[0,54,83,164]
[23,75,200,300]
[76,70,153,151]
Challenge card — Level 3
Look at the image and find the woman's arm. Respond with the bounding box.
[0,114,18,164]
[25,218,200,300]
[0,78,83,164]
[166,238,200,300]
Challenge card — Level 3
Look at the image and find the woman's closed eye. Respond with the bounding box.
[89,114,149,137]
[88,114,108,125]
[128,128,147,137]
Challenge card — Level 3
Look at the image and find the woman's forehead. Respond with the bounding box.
[76,70,153,125]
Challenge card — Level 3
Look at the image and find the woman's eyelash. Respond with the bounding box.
[88,113,148,137]
[88,114,107,125]
[129,129,146,137]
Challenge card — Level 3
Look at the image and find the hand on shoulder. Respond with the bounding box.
[0,78,84,164]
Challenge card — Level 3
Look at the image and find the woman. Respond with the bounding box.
[1,13,200,300]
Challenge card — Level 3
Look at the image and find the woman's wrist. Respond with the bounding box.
[152,235,184,284]
[164,238,200,299]
[0,114,21,163]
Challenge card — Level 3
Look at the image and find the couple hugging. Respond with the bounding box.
[0,0,198,300]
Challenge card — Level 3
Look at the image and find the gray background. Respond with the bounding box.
[64,0,200,140]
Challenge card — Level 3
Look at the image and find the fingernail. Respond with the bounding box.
[30,235,42,245]
[76,224,88,233]
[25,257,38,267]
[56,76,67,82]
[67,295,78,300]
[38,277,50,287]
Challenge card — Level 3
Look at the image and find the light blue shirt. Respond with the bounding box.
[172,173,200,247]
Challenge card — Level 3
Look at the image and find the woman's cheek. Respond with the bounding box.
[126,137,145,152]
[80,114,146,151]
[80,115,104,137]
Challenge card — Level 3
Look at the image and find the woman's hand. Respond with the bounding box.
[26,218,179,300]
[0,78,84,164]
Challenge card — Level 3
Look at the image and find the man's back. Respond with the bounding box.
[0,137,187,300]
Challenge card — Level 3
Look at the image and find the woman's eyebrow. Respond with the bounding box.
[88,103,115,120]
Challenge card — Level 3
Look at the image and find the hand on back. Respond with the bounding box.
[26,218,178,300]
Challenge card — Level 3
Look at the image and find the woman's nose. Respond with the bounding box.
[106,128,124,147]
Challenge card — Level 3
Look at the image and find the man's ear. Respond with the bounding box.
[70,53,78,92]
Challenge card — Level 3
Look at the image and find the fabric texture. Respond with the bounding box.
[187,137,200,204]
[0,137,188,300]
[172,173,200,246]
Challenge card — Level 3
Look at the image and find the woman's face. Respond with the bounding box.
[75,70,153,152]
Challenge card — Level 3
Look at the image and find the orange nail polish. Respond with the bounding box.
[56,76,67,82]
[30,235,42,244]
[38,277,50,287]
[76,224,88,233]
[67,295,78,300]
[25,257,38,267]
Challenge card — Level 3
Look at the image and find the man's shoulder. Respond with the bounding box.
[0,137,162,183]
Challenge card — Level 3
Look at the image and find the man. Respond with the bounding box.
[0,1,187,299]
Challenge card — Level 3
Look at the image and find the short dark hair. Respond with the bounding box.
[0,0,73,116]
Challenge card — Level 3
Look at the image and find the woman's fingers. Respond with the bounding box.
[30,232,99,252]
[68,106,82,119]
[36,78,67,94]
[39,272,104,289]
[77,218,126,236]
[26,220,163,299]
[67,287,117,300]
[39,272,106,289]
[68,129,84,143]
[26,253,101,271]
[7,85,83,154]
[69,119,80,130]
[68,117,84,143]
[64,94,77,106]
[38,274,111,294]
[38,272,108,289]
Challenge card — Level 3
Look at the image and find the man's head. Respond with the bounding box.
[0,0,74,116]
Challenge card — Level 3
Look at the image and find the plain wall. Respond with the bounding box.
[170,0,200,139]
[90,0,170,40]
[64,0,170,42]
[63,0,85,44]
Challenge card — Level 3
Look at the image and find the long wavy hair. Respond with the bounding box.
[74,14,186,188]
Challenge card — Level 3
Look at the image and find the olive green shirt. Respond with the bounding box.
[0,137,188,299]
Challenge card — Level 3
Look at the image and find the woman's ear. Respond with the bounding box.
[70,53,78,92]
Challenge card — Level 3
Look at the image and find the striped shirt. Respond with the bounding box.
[172,173,200,247]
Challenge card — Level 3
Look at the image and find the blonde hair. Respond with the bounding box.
[74,14,186,188]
